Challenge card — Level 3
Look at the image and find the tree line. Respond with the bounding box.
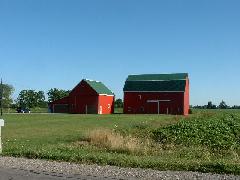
[192,101,240,109]
[16,88,71,109]
[0,83,124,109]
[0,83,70,109]
[1,83,239,110]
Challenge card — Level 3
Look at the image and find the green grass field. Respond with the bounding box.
[1,110,240,175]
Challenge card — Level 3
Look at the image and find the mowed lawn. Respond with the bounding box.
[1,110,240,174]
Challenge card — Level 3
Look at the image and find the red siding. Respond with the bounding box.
[124,92,186,115]
[183,78,190,115]
[68,81,99,114]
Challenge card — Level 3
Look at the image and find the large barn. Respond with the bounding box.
[49,79,114,114]
[123,73,189,115]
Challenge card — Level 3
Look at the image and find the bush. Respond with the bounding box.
[152,113,240,150]
[189,109,193,114]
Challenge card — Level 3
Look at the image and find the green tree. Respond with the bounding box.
[36,91,47,108]
[115,98,123,108]
[207,101,217,109]
[218,100,228,109]
[17,90,46,108]
[0,83,14,108]
[47,88,70,102]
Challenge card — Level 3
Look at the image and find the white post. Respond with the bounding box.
[0,119,4,154]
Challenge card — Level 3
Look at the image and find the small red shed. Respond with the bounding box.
[49,79,115,114]
[123,73,189,115]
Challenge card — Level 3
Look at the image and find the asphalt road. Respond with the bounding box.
[0,167,115,180]
[1,157,240,180]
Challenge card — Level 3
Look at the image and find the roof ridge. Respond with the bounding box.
[127,79,187,81]
[128,73,188,76]
[126,73,188,81]
[84,79,101,83]
[84,79,114,95]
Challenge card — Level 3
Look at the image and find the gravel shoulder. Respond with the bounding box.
[0,156,239,180]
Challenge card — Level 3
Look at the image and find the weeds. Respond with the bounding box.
[84,129,151,154]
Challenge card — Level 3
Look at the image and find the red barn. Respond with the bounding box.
[123,73,189,115]
[49,79,114,114]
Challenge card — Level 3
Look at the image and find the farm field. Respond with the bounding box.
[1,109,240,175]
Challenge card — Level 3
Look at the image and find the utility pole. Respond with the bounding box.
[0,78,4,154]
[0,78,3,116]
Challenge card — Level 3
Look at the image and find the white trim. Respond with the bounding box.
[99,106,102,114]
[138,95,142,100]
[124,91,184,93]
[99,94,114,96]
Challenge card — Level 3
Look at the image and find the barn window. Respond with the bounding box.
[108,104,111,109]
[140,106,144,112]
[138,95,142,100]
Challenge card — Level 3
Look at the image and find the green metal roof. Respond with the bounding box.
[84,79,114,95]
[124,73,188,92]
[127,73,188,81]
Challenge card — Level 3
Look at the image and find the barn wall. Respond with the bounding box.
[69,95,98,114]
[68,81,99,114]
[124,92,185,115]
[98,95,114,114]
[70,80,98,97]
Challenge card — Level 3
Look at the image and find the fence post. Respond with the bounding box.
[0,119,4,154]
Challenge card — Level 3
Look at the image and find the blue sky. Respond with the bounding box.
[1,0,240,106]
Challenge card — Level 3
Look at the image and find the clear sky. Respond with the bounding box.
[1,0,240,106]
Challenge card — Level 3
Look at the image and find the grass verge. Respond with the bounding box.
[1,110,240,175]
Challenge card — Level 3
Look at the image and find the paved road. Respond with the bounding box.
[0,157,240,180]
[0,167,116,180]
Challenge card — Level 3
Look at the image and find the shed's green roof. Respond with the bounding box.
[84,79,114,95]
[124,73,188,92]
[127,73,188,81]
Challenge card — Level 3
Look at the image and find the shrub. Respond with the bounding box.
[152,113,240,150]
[189,109,193,114]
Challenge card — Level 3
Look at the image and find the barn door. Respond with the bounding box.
[147,100,171,114]
[146,100,159,114]
[53,104,69,113]
[86,105,98,114]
